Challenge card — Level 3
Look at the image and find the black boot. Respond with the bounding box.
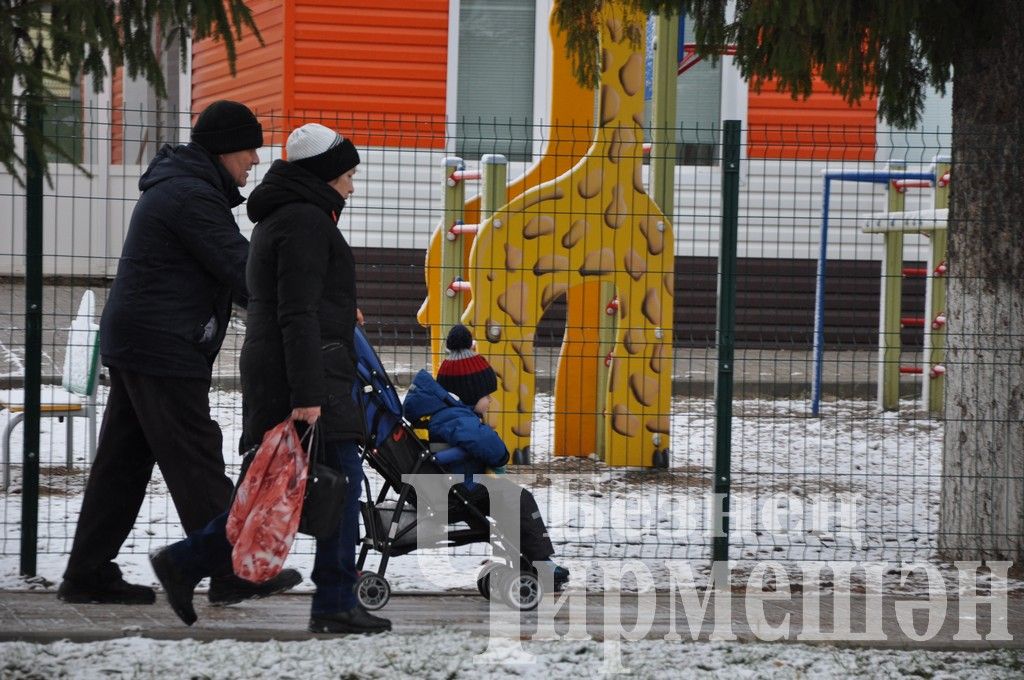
[532,560,570,592]
[57,566,156,605]
[309,607,392,634]
[149,547,201,626]
[208,569,303,606]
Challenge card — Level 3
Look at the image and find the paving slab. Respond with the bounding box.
[2,590,1020,651]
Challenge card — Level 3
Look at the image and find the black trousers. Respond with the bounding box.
[64,366,234,582]
[457,477,555,563]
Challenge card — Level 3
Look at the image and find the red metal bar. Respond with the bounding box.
[445,278,471,297]
[902,267,928,277]
[678,44,737,75]
[449,170,481,183]
[449,222,478,236]
[938,172,951,187]
[900,366,924,375]
[900,316,925,328]
[891,178,933,192]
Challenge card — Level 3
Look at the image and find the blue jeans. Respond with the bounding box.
[165,439,364,614]
[310,440,363,614]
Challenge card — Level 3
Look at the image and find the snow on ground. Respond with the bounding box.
[0,388,1018,596]
[1,632,1023,679]
[0,387,958,593]
[3,389,1022,676]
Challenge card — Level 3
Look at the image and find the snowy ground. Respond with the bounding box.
[1,632,1023,679]
[3,390,1023,677]
[1,387,1008,596]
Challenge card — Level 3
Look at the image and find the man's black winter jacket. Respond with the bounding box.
[101,143,249,378]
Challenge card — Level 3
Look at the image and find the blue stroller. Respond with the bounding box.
[349,327,546,611]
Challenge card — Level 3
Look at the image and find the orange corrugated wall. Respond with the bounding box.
[288,0,448,148]
[111,67,124,164]
[747,76,877,161]
[191,0,448,149]
[192,0,284,141]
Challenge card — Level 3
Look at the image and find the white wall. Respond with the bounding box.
[1,148,945,277]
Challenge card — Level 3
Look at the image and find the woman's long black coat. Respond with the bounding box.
[240,159,363,447]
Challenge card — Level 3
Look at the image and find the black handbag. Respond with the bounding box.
[296,424,347,539]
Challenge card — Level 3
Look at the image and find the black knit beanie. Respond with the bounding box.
[191,100,264,154]
[436,325,498,407]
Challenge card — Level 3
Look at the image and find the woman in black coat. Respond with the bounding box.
[149,124,391,635]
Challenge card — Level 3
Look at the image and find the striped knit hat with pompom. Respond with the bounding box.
[436,325,497,406]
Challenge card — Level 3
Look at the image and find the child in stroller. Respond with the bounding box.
[352,324,568,611]
[403,325,569,589]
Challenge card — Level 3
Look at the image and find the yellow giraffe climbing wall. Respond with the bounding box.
[416,2,594,366]
[463,1,674,467]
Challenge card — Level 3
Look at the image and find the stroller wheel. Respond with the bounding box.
[355,572,391,610]
[499,570,543,611]
[477,562,503,600]
[477,563,498,600]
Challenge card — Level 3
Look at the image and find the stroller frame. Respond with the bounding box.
[349,328,546,611]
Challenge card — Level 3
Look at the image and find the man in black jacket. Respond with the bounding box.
[58,101,300,605]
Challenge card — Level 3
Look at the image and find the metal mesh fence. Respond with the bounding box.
[1,103,1014,587]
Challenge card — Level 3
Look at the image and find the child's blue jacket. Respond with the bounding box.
[403,369,509,480]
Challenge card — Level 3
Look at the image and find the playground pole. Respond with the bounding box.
[924,156,951,414]
[440,157,466,339]
[479,154,508,221]
[712,121,740,578]
[810,168,938,415]
[879,160,906,411]
[649,12,679,217]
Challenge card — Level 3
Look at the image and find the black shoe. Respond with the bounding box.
[309,607,392,634]
[149,547,201,626]
[553,565,570,592]
[532,561,570,592]
[57,575,156,605]
[208,569,303,606]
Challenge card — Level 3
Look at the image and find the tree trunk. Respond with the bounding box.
[939,0,1024,565]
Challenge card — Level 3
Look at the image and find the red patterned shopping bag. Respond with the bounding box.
[226,419,309,583]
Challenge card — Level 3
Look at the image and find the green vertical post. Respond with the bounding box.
[440,157,466,334]
[650,12,679,218]
[21,95,44,576]
[879,161,905,411]
[480,154,507,221]
[711,121,740,578]
[925,157,951,415]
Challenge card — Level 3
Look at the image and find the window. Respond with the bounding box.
[645,14,721,166]
[38,9,83,163]
[455,0,535,162]
[43,78,84,164]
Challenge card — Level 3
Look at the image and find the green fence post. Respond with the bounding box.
[440,157,467,334]
[712,121,740,583]
[21,95,44,576]
[879,160,906,411]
